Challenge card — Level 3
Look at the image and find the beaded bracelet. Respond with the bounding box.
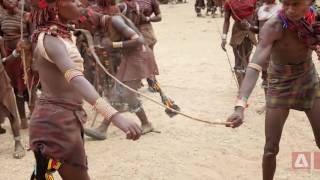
[235,96,249,109]
[93,97,118,121]
[112,42,123,48]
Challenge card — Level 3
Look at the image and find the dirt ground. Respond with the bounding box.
[1,1,320,180]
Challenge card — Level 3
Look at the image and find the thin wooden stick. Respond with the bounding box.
[77,29,227,126]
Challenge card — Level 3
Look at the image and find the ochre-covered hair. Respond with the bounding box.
[30,0,72,42]
[30,0,59,28]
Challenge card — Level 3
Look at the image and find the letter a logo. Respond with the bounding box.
[314,152,320,170]
[292,152,311,169]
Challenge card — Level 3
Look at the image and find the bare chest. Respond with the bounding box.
[271,30,312,64]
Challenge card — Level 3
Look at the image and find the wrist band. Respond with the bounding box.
[222,34,227,40]
[12,49,20,58]
[112,42,123,48]
[64,68,84,83]
[235,96,248,109]
[146,17,151,22]
[93,97,118,121]
[248,62,262,72]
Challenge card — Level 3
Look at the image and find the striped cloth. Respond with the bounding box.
[0,12,28,41]
[266,60,320,111]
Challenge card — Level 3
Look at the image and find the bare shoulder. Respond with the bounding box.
[43,35,68,61]
[264,16,283,33]
[260,16,283,40]
[43,35,65,51]
[111,15,125,26]
[110,15,129,32]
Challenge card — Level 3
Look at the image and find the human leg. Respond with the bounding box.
[8,112,25,159]
[263,108,289,180]
[30,151,90,180]
[58,163,90,180]
[232,46,245,87]
[2,88,25,158]
[16,93,28,129]
[305,98,320,149]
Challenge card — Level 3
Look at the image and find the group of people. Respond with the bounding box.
[0,0,168,179]
[0,0,320,179]
[195,0,224,17]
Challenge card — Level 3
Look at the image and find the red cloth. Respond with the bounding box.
[29,97,88,169]
[4,48,39,95]
[4,48,26,93]
[224,0,257,21]
[277,7,318,46]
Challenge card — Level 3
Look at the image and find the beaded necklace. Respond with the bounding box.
[277,7,319,46]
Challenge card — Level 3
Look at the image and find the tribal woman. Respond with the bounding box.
[118,0,162,92]
[227,1,320,179]
[0,0,35,129]
[82,0,159,140]
[28,0,141,179]
[0,35,25,159]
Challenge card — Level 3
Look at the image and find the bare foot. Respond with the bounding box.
[13,141,25,159]
[256,105,266,115]
[84,126,107,140]
[141,123,154,135]
[20,118,28,129]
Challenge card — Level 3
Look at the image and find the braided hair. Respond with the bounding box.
[30,0,72,42]
[30,0,59,28]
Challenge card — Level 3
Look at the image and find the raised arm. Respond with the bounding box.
[101,15,144,49]
[226,18,283,128]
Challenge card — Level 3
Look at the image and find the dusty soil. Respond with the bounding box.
[0,1,320,179]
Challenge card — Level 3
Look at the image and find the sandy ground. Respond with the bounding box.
[1,1,320,180]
